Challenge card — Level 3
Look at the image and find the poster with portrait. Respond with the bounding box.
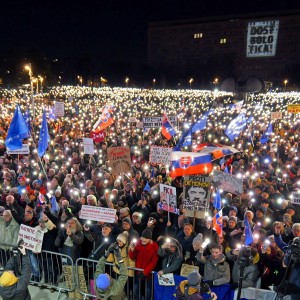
[183,176,211,213]
[159,184,179,214]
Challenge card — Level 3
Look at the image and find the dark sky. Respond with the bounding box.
[1,0,300,66]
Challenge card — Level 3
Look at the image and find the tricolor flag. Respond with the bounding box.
[161,111,176,140]
[193,143,240,160]
[93,105,114,131]
[212,210,223,237]
[169,151,213,177]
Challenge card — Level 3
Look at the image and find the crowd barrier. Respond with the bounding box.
[0,243,288,300]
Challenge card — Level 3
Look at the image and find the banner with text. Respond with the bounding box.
[7,144,30,155]
[143,116,177,128]
[54,102,65,117]
[107,146,131,176]
[292,192,300,205]
[270,112,282,120]
[18,224,44,253]
[150,146,173,166]
[89,130,105,143]
[159,184,178,214]
[80,205,117,223]
[212,170,243,195]
[288,104,300,114]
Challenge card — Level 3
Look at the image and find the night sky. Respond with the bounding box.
[1,0,300,82]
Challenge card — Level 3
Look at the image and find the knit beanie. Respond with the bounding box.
[132,212,141,221]
[117,231,129,244]
[122,217,132,226]
[96,274,110,290]
[141,228,152,239]
[188,271,201,287]
[256,206,267,215]
[228,216,238,224]
[0,271,19,287]
[193,233,203,245]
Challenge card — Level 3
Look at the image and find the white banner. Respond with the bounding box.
[54,102,65,117]
[292,192,300,205]
[159,184,178,214]
[7,144,30,155]
[83,138,95,155]
[18,224,44,253]
[271,112,282,120]
[150,146,173,166]
[143,116,177,128]
[80,205,116,223]
[247,20,279,57]
[129,117,137,123]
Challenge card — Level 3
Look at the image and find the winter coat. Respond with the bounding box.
[0,217,20,250]
[35,219,58,252]
[176,231,196,256]
[0,254,32,300]
[128,240,159,278]
[94,255,128,300]
[197,253,230,285]
[158,238,183,274]
[176,280,203,300]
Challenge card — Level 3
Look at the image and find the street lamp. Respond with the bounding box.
[213,78,219,85]
[152,78,156,89]
[125,77,129,87]
[25,64,35,131]
[38,76,44,94]
[32,77,38,94]
[189,78,194,89]
[284,79,288,92]
[77,75,83,86]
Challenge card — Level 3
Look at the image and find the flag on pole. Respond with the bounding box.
[38,111,50,157]
[173,124,193,151]
[213,189,222,210]
[225,112,247,141]
[5,105,30,150]
[23,108,31,135]
[192,114,208,133]
[244,217,254,245]
[93,105,114,131]
[260,123,273,144]
[161,111,176,140]
[212,210,223,237]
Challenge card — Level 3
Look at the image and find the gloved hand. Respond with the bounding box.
[231,282,239,290]
[104,242,116,258]
[205,280,214,287]
[114,247,123,263]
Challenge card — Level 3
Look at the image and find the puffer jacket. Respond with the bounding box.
[94,255,128,300]
[198,253,230,285]
[0,254,32,300]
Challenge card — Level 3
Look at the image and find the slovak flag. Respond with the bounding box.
[212,209,223,237]
[169,151,213,177]
[161,111,176,140]
[93,105,114,131]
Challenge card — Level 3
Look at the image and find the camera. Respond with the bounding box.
[290,237,300,259]
[200,281,211,294]
[237,246,253,268]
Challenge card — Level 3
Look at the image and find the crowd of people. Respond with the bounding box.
[0,86,300,299]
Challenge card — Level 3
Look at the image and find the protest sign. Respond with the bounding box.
[83,137,94,155]
[159,184,178,214]
[7,144,30,155]
[18,224,44,253]
[270,143,278,152]
[129,117,137,122]
[107,146,131,176]
[288,104,300,113]
[183,176,211,213]
[143,116,177,128]
[292,192,300,205]
[270,112,282,120]
[158,273,175,286]
[54,102,65,117]
[80,205,116,223]
[89,130,105,143]
[212,170,243,195]
[150,146,173,165]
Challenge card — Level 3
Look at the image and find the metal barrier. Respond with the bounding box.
[75,257,154,300]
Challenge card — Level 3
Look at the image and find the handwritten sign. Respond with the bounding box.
[159,184,178,214]
[18,224,44,253]
[80,205,116,223]
[292,192,300,205]
[54,102,65,117]
[270,112,282,120]
[150,146,173,166]
[107,146,131,176]
[83,138,95,155]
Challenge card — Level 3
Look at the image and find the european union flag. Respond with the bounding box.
[213,189,222,210]
[5,105,29,150]
[244,217,254,245]
[192,113,208,133]
[225,113,247,141]
[260,123,273,144]
[174,124,193,151]
[38,111,50,157]
[23,109,31,134]
[144,182,151,193]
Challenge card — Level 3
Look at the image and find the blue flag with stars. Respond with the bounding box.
[225,112,247,141]
[5,105,30,150]
[260,123,273,144]
[213,189,222,210]
[244,217,254,245]
[23,108,31,137]
[38,111,50,157]
[174,124,193,151]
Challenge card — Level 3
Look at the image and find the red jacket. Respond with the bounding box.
[129,240,159,277]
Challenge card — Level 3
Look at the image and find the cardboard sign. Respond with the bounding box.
[288,104,300,113]
[270,112,282,120]
[150,146,173,166]
[83,138,95,155]
[107,146,131,176]
[292,192,300,205]
[80,205,116,223]
[212,171,243,195]
[7,144,30,155]
[54,102,65,117]
[18,224,44,253]
[183,176,211,212]
[143,116,177,128]
[159,184,178,214]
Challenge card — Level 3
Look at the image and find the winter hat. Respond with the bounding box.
[26,202,35,212]
[96,274,110,290]
[188,271,202,287]
[141,229,152,239]
[222,216,229,222]
[229,206,238,213]
[117,231,129,244]
[132,212,141,221]
[0,271,19,287]
[256,206,267,215]
[122,217,132,226]
[193,233,203,245]
[120,207,130,216]
[228,216,238,224]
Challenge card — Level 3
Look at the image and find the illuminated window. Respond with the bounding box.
[220,38,227,44]
[194,33,203,39]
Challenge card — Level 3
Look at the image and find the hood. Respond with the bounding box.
[0,283,18,299]
[169,238,183,257]
[179,280,199,295]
